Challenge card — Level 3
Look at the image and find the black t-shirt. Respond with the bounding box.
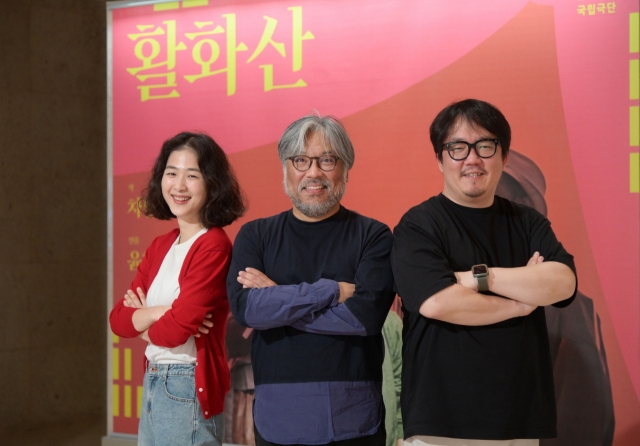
[391,194,577,440]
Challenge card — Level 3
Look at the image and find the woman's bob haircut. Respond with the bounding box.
[142,132,246,228]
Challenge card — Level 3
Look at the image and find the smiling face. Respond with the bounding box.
[438,118,507,208]
[284,132,347,221]
[161,147,207,225]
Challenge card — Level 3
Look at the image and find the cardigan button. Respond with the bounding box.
[199,388,203,392]
[205,411,208,415]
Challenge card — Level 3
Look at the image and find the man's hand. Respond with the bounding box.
[338,282,355,303]
[124,287,147,308]
[527,251,544,266]
[237,267,277,288]
[194,313,213,338]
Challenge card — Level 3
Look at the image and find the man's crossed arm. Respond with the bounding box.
[238,267,355,303]
[420,252,576,326]
[235,268,368,335]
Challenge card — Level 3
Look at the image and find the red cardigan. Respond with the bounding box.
[109,227,231,418]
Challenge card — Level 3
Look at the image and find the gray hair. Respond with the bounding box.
[277,114,355,170]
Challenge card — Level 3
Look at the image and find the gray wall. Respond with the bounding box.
[0,0,107,435]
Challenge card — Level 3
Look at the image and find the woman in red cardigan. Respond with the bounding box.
[109,132,245,445]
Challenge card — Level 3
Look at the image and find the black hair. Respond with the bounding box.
[429,99,511,161]
[142,132,246,228]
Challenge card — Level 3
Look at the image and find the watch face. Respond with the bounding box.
[473,264,488,275]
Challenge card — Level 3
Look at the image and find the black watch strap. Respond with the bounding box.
[476,274,489,292]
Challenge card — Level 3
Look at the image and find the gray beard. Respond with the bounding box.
[284,178,346,219]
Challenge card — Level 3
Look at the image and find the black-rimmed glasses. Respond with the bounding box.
[443,139,500,161]
[286,155,340,172]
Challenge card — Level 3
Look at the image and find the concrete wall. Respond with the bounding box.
[0,0,107,436]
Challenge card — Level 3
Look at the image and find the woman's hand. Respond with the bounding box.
[194,313,213,338]
[123,287,147,308]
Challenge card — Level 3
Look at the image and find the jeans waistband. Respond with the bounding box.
[146,362,195,377]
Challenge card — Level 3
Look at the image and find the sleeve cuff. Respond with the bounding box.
[313,278,341,308]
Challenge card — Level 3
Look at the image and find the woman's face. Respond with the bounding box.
[161,148,207,225]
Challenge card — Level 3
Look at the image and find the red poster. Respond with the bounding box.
[108,1,639,443]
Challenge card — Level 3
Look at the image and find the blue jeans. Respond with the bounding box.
[138,363,223,446]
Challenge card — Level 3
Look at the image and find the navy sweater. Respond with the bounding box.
[227,206,395,443]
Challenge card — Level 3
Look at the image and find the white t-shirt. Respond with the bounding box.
[145,228,207,364]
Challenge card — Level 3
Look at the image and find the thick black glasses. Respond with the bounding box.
[443,139,500,161]
[287,155,340,172]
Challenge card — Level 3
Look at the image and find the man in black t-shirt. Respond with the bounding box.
[391,99,577,446]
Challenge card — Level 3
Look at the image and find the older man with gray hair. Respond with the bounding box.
[227,114,395,446]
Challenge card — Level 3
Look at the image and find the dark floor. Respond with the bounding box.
[3,416,106,446]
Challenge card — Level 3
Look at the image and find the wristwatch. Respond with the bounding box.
[471,264,489,292]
